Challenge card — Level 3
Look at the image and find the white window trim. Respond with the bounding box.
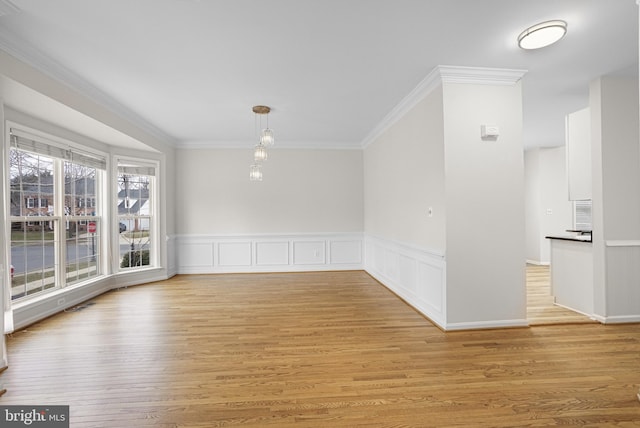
[113,156,160,273]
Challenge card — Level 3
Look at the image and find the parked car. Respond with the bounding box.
[119,222,127,233]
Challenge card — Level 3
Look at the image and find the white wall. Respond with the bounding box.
[524,149,541,263]
[174,148,364,274]
[175,148,363,235]
[443,81,526,327]
[590,75,640,322]
[525,147,573,264]
[363,87,446,251]
[363,86,447,327]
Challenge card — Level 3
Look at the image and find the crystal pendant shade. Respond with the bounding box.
[249,164,262,181]
[260,128,275,147]
[254,144,268,162]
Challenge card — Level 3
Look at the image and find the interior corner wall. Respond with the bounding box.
[442,81,526,328]
[175,148,363,235]
[363,86,446,251]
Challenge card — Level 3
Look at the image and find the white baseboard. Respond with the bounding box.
[364,235,533,331]
[597,314,640,324]
[444,319,530,331]
[11,278,112,331]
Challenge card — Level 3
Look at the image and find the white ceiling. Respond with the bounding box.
[0,0,637,150]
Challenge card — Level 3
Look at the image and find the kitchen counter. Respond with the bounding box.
[545,235,592,243]
[546,237,594,316]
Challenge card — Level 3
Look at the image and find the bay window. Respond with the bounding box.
[8,128,106,301]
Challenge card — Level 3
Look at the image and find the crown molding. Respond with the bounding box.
[0,27,177,148]
[179,139,362,150]
[360,66,442,148]
[438,65,527,85]
[360,65,527,148]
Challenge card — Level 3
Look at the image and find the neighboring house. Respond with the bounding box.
[10,176,97,231]
[117,188,150,231]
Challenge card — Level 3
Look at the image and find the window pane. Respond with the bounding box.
[64,161,100,284]
[65,219,100,285]
[10,150,55,216]
[64,162,96,216]
[10,220,59,300]
[118,170,153,270]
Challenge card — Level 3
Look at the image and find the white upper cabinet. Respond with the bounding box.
[566,107,592,201]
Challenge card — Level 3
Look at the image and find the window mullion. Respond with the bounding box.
[54,158,66,289]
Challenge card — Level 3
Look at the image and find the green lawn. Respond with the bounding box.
[11,230,55,241]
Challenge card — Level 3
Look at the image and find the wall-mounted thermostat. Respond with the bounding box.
[481,124,499,139]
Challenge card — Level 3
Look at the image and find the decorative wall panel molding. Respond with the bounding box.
[363,235,447,329]
[175,233,363,274]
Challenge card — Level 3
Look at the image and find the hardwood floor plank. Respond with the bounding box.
[2,270,640,427]
[526,264,595,325]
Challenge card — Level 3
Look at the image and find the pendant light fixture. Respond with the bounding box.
[249,105,274,181]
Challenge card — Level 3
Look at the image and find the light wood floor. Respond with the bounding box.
[526,264,596,325]
[3,270,640,427]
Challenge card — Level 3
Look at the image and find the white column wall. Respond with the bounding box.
[443,81,526,328]
[590,76,640,322]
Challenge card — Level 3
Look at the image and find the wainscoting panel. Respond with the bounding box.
[329,240,362,265]
[177,242,214,268]
[364,235,446,329]
[256,241,289,266]
[601,242,640,323]
[293,241,326,265]
[218,242,252,267]
[176,233,363,273]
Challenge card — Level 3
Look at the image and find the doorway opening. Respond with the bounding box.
[526,264,595,325]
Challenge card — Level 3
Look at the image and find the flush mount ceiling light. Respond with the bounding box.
[518,20,567,50]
